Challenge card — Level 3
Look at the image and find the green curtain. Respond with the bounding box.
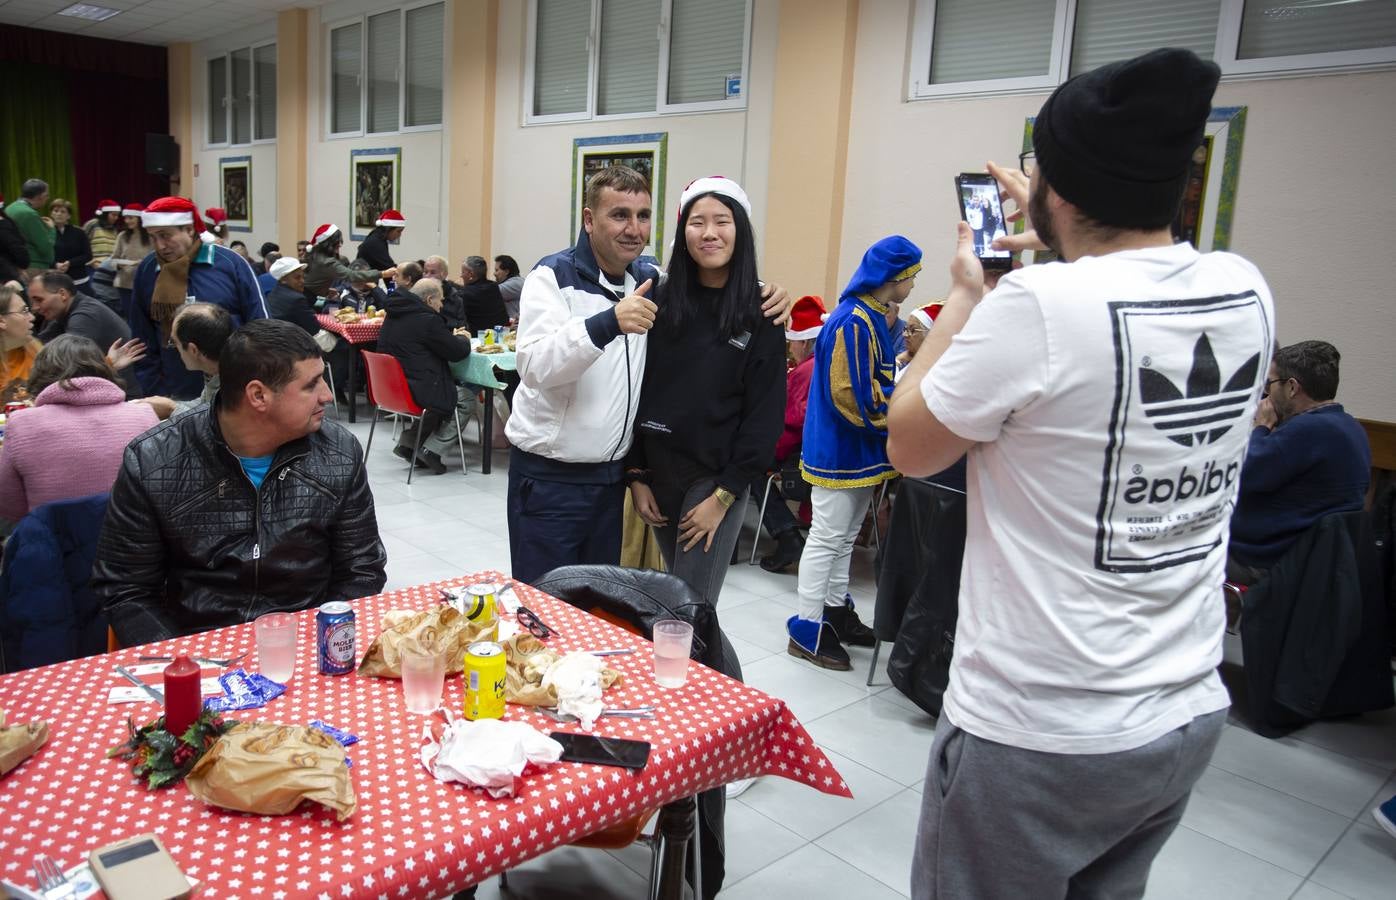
[0,61,80,213]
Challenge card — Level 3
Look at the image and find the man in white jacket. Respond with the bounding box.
[506,166,789,584]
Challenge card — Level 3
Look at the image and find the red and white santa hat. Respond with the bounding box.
[204,207,228,225]
[909,302,943,330]
[785,295,828,341]
[311,223,341,247]
[141,197,206,233]
[678,175,752,218]
[121,201,146,218]
[96,198,121,214]
[375,209,406,228]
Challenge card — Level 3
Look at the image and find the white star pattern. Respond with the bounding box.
[0,572,850,897]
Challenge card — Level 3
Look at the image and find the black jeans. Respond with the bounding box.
[651,477,748,608]
[751,473,801,539]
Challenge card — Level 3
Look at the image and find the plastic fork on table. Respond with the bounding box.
[31,855,75,899]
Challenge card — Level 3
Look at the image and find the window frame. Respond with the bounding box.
[206,38,277,149]
[324,0,446,141]
[523,0,752,125]
[907,0,1396,102]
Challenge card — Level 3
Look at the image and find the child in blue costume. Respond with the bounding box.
[788,235,921,670]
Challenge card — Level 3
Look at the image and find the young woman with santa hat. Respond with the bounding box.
[355,209,406,272]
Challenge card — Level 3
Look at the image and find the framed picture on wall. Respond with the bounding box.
[219,156,251,232]
[350,147,401,241]
[571,132,668,263]
[1018,105,1247,259]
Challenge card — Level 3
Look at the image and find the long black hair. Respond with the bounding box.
[661,192,759,342]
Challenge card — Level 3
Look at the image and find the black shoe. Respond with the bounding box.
[786,616,851,671]
[393,445,417,463]
[416,449,447,475]
[824,598,876,648]
[760,530,805,573]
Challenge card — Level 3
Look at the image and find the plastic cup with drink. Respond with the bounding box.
[401,637,448,714]
[652,619,694,688]
[254,612,298,683]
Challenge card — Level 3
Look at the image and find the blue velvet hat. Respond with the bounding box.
[841,235,923,300]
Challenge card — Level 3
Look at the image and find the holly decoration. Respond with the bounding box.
[108,708,237,789]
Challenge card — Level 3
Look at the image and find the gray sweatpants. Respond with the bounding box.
[911,709,1226,900]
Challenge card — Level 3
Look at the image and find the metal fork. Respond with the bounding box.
[538,706,656,723]
[31,855,75,899]
[138,653,247,668]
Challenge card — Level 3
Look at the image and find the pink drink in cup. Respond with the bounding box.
[400,638,447,714]
[652,619,694,688]
[254,612,297,683]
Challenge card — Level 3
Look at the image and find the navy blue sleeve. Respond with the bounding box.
[584,307,622,349]
[128,258,163,396]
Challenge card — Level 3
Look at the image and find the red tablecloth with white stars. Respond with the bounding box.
[0,572,849,899]
[316,314,383,345]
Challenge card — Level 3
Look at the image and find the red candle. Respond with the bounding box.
[163,656,201,738]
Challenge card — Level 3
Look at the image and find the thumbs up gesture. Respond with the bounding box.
[615,278,657,334]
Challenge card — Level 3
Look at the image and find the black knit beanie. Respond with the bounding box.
[1033,48,1221,229]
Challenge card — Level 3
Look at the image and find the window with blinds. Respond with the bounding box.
[597,0,659,115]
[529,0,750,121]
[254,44,277,140]
[929,0,1057,84]
[366,12,400,133]
[208,57,228,144]
[1238,0,1396,59]
[534,0,592,116]
[231,48,253,145]
[331,23,362,134]
[405,3,444,126]
[668,0,745,104]
[1071,0,1220,76]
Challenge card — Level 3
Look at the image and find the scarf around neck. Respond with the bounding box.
[151,238,202,339]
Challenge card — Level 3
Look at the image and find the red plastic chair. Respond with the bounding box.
[360,350,467,483]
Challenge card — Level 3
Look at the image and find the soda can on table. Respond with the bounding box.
[317,601,356,675]
[463,641,506,720]
[460,583,498,624]
[492,324,506,346]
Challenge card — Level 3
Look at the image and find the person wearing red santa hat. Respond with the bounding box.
[757,294,827,572]
[356,209,405,272]
[897,301,944,372]
[303,223,396,302]
[84,199,123,265]
[129,197,268,399]
[203,206,229,245]
[111,202,152,316]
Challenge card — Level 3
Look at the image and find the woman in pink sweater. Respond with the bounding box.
[0,335,158,522]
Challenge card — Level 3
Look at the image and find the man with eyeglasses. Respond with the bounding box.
[888,49,1276,898]
[1226,340,1369,584]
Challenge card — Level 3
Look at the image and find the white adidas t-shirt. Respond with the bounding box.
[921,243,1275,754]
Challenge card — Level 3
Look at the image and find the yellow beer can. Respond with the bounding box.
[461,583,498,624]
[463,641,506,720]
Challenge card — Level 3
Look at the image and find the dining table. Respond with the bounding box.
[449,341,516,475]
[315,314,384,424]
[0,571,849,899]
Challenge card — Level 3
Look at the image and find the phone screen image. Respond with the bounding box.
[550,732,652,770]
[956,175,1012,266]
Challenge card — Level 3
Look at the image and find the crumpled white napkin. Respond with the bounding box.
[420,718,562,798]
[542,651,607,730]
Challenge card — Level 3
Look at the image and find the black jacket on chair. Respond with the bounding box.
[266,283,321,335]
[532,564,740,900]
[91,402,387,646]
[1239,509,1395,734]
[376,289,471,415]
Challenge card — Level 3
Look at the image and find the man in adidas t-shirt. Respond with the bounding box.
[888,49,1275,898]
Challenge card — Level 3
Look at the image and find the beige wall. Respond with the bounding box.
[446,0,498,269]
[844,0,1396,420]
[276,9,309,252]
[167,43,195,194]
[488,0,778,274]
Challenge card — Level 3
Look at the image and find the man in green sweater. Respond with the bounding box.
[4,179,55,274]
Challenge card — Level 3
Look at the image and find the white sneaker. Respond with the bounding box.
[725,778,757,799]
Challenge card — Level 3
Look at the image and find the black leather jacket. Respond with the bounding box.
[92,401,387,645]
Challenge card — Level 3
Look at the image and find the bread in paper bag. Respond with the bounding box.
[185,722,356,820]
[0,710,48,777]
[503,634,622,707]
[358,604,496,678]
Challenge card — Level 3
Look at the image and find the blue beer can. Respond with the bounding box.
[492,324,506,346]
[317,601,356,675]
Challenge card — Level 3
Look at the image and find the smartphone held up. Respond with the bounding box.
[955,173,1013,271]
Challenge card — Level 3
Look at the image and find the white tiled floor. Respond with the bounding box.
[340,412,1396,898]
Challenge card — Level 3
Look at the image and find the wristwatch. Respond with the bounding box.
[713,487,737,509]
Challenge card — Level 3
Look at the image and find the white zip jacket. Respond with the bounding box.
[505,234,661,466]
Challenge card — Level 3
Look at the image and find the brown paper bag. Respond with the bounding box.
[186,722,356,821]
[357,604,497,678]
[0,710,48,777]
[502,634,622,707]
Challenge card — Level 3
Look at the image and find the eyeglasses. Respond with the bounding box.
[1019,150,1036,176]
[1262,377,1289,398]
[1,308,32,318]
[516,605,555,640]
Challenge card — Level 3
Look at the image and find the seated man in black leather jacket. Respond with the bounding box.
[92,319,387,645]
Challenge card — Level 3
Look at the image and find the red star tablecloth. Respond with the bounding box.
[0,572,849,899]
[316,314,383,345]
